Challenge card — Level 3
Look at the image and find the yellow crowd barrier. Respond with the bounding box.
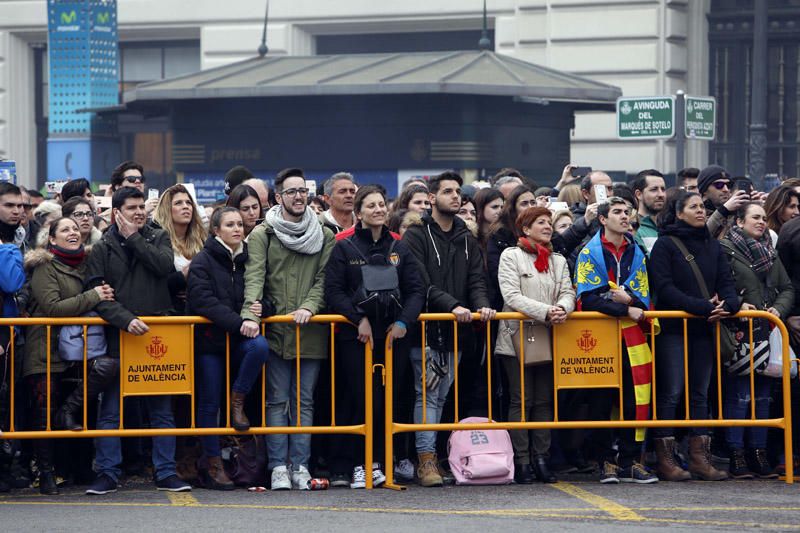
[383,310,794,487]
[0,311,794,489]
[0,314,375,489]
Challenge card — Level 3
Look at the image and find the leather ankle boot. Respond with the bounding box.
[39,471,59,495]
[533,455,557,483]
[54,357,120,431]
[654,437,691,481]
[230,391,250,431]
[514,463,534,484]
[688,435,728,481]
[202,457,235,491]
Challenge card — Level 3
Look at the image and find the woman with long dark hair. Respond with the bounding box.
[186,207,270,490]
[226,184,263,238]
[325,185,425,489]
[649,191,740,481]
[764,185,800,245]
[473,188,504,248]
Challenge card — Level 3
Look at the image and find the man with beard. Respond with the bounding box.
[632,169,667,255]
[320,172,357,234]
[698,165,749,240]
[403,170,495,487]
[84,187,189,495]
[241,167,334,491]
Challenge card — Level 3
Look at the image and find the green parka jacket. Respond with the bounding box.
[720,239,794,318]
[241,220,335,359]
[22,249,102,377]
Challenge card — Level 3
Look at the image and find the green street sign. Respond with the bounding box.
[685,96,716,140]
[616,96,675,139]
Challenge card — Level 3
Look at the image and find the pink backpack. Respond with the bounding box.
[447,417,514,485]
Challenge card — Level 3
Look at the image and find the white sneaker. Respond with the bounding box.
[394,459,415,482]
[350,465,367,489]
[291,465,312,491]
[372,462,386,487]
[271,465,291,490]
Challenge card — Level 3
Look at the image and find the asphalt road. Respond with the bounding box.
[2,475,800,532]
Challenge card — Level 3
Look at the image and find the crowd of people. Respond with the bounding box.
[0,160,799,496]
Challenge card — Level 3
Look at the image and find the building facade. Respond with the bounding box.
[0,0,795,188]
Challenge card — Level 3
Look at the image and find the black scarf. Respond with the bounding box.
[0,219,19,244]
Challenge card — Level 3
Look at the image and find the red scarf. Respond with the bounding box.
[49,244,86,268]
[517,237,551,273]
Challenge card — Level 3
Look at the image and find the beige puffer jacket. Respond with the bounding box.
[495,246,576,357]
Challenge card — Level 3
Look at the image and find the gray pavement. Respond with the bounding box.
[2,476,800,531]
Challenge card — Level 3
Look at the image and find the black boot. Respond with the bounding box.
[514,463,534,484]
[33,441,59,495]
[533,455,557,483]
[55,356,119,431]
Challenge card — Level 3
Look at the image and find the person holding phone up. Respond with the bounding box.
[698,165,767,240]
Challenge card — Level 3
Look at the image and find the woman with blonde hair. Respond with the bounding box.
[153,184,208,311]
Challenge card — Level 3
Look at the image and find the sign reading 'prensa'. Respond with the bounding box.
[121,325,193,396]
[553,319,620,389]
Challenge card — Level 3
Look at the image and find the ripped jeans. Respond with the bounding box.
[265,351,321,471]
[724,372,772,449]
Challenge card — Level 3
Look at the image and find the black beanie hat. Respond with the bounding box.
[697,164,729,194]
[224,165,256,195]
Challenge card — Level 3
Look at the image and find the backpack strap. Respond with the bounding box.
[343,236,369,263]
[668,235,710,299]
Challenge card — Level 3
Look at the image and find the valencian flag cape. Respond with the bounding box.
[574,232,653,442]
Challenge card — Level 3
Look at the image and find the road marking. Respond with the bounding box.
[167,492,200,506]
[549,482,644,521]
[2,499,800,529]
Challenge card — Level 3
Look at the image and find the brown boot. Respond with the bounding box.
[654,437,691,481]
[417,452,443,487]
[202,457,235,491]
[688,435,729,481]
[230,391,250,431]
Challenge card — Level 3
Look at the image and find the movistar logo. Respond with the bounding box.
[97,12,110,24]
[60,10,77,24]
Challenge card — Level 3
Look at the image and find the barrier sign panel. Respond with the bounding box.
[616,96,675,139]
[553,319,620,389]
[121,325,193,396]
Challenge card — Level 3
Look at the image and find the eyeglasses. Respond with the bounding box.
[281,187,309,197]
[124,175,145,184]
[72,211,95,219]
[22,204,32,211]
[711,181,731,190]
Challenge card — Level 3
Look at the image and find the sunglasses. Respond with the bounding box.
[124,175,146,184]
[711,181,731,190]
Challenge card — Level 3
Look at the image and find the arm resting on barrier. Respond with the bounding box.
[187,260,244,334]
[241,225,268,323]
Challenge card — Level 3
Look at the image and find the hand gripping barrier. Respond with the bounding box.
[0,314,375,489]
[382,310,794,488]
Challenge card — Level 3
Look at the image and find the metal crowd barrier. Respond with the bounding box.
[0,314,375,489]
[383,310,794,487]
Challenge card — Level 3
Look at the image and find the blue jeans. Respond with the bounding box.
[724,373,772,449]
[196,336,270,457]
[410,347,460,454]
[94,378,177,482]
[265,351,321,470]
[653,332,715,438]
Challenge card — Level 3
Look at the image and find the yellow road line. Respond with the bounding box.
[549,482,645,521]
[2,499,800,529]
[167,492,200,506]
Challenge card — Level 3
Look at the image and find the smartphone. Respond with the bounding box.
[148,188,160,201]
[594,183,609,203]
[733,178,753,195]
[571,166,592,178]
[95,196,112,210]
[548,201,569,212]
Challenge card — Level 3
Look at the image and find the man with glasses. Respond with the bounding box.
[241,167,334,491]
[697,165,749,239]
[18,187,39,251]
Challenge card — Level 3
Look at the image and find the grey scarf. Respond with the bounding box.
[264,205,324,254]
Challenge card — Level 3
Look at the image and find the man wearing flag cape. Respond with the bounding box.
[574,197,658,485]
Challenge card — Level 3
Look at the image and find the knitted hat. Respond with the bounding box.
[697,164,729,193]
[224,165,256,195]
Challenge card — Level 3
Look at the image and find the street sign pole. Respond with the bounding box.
[675,90,685,175]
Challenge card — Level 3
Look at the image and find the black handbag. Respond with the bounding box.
[223,435,268,487]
